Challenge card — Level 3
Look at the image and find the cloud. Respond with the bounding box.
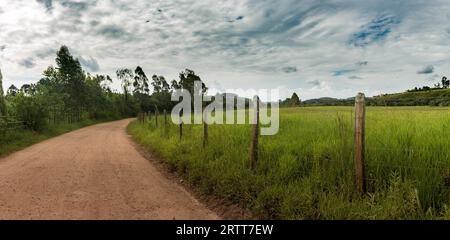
[356,61,368,66]
[226,15,245,23]
[35,48,55,59]
[59,0,90,11]
[417,65,434,74]
[427,74,440,82]
[0,45,5,52]
[78,56,100,72]
[36,0,52,12]
[307,80,321,86]
[349,14,399,47]
[1,0,450,100]
[282,66,297,73]
[97,25,128,39]
[19,58,36,68]
[333,69,355,76]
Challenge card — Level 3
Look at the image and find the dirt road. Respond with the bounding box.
[0,119,219,220]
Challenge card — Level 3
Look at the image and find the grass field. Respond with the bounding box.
[128,106,450,219]
[0,119,106,157]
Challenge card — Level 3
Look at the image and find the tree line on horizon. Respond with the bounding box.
[406,76,449,92]
[0,45,208,131]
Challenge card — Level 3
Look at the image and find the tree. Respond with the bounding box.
[173,69,207,95]
[116,68,134,101]
[151,74,173,110]
[151,75,170,93]
[55,45,86,120]
[20,84,36,95]
[442,76,449,88]
[0,68,6,116]
[134,66,150,94]
[8,90,48,131]
[7,85,19,96]
[280,92,301,107]
[289,92,301,106]
[171,69,208,110]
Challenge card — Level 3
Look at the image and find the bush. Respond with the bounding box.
[8,93,48,131]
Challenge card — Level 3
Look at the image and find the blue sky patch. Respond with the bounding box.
[349,14,399,47]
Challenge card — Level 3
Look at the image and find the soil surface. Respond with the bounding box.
[0,119,219,220]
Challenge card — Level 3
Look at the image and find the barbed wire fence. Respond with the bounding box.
[135,93,450,194]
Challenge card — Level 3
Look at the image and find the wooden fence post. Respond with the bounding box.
[354,92,366,193]
[203,112,208,148]
[179,110,183,140]
[250,96,260,170]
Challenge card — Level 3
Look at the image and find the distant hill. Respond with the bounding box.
[302,97,353,106]
[301,88,450,107]
[369,88,450,106]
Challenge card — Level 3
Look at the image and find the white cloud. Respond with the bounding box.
[0,0,449,100]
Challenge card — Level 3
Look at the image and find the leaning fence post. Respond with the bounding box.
[354,92,366,193]
[203,112,208,148]
[250,96,260,170]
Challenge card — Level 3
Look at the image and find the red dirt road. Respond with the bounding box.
[0,119,219,220]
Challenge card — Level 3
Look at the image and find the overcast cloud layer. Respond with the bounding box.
[1,0,450,100]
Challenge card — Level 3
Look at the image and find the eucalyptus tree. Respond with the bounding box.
[55,46,87,120]
[134,66,150,95]
[0,68,6,116]
[116,68,134,101]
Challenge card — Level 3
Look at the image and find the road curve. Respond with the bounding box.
[0,119,219,220]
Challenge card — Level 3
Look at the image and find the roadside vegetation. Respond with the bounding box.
[0,119,102,157]
[2,44,449,219]
[129,106,450,219]
[0,45,203,156]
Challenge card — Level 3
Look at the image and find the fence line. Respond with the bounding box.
[134,92,449,195]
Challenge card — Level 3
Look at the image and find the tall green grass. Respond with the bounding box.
[128,106,450,219]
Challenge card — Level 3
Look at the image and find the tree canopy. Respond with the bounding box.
[1,45,212,131]
[281,92,301,107]
[0,68,6,116]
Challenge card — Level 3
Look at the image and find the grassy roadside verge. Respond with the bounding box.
[127,107,450,220]
[0,118,117,157]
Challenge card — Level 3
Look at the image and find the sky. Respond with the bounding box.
[0,0,450,100]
